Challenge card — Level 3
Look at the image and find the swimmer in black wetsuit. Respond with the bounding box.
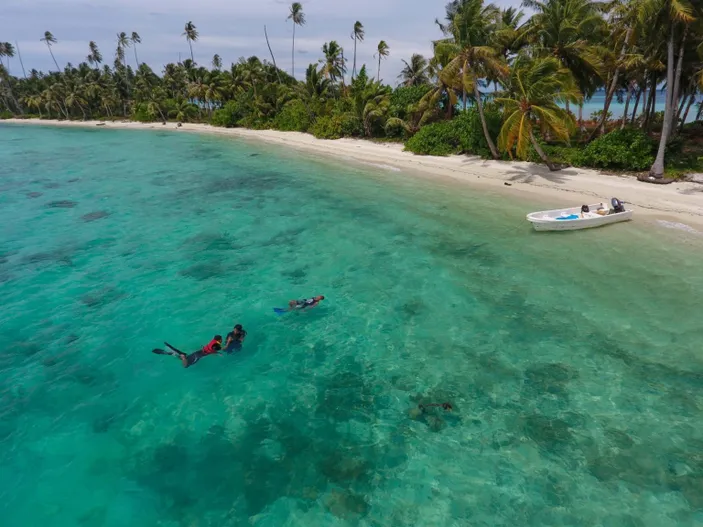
[288,295,325,311]
[152,336,223,368]
[224,324,247,353]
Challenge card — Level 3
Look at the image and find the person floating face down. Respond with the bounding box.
[224,324,247,353]
[152,335,223,368]
[288,295,325,311]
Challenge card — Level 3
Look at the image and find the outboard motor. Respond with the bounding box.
[611,197,625,213]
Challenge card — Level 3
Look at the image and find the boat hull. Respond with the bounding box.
[526,203,633,231]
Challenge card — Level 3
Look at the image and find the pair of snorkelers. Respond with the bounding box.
[152,323,247,369]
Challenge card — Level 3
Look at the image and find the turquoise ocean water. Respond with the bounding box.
[1,124,703,527]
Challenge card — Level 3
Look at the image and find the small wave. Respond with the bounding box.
[362,162,402,172]
[656,220,701,235]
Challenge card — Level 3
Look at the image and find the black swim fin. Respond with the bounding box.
[152,348,168,355]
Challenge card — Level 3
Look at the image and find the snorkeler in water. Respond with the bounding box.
[273,295,325,315]
[224,324,247,353]
[289,295,325,310]
[152,335,223,368]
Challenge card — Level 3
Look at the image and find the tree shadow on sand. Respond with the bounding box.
[505,164,575,185]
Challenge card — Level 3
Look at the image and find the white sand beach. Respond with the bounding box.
[5,118,703,228]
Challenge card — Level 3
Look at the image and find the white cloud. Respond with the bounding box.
[0,0,520,81]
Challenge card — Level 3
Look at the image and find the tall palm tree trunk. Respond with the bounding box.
[649,24,676,178]
[530,131,557,171]
[16,41,27,79]
[188,41,194,63]
[641,74,656,129]
[679,93,695,132]
[590,27,632,140]
[471,68,499,159]
[669,25,688,132]
[578,103,584,131]
[352,39,357,80]
[264,25,282,84]
[620,81,633,129]
[133,46,140,67]
[292,24,296,77]
[377,54,381,82]
[47,45,60,71]
[630,85,642,124]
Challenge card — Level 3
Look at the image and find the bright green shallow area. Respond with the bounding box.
[1,124,702,527]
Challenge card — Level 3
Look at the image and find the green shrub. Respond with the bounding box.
[210,101,243,128]
[273,100,312,132]
[311,113,362,139]
[237,115,272,130]
[404,107,502,157]
[405,120,461,155]
[574,128,655,171]
[0,110,13,120]
[390,85,432,119]
[132,103,156,123]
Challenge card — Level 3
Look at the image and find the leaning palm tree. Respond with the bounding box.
[287,2,306,78]
[351,21,365,79]
[87,41,103,66]
[496,55,581,171]
[131,32,142,66]
[40,31,60,71]
[398,54,429,86]
[374,40,390,82]
[183,21,198,63]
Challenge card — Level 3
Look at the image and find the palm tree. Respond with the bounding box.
[41,31,60,71]
[0,43,15,72]
[435,0,508,159]
[183,21,198,63]
[212,54,222,70]
[496,55,581,170]
[374,40,390,82]
[116,32,130,68]
[87,41,103,66]
[131,32,142,66]
[398,54,429,86]
[351,21,365,79]
[287,3,306,78]
[320,41,346,82]
[647,0,696,178]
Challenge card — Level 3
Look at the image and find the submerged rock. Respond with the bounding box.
[523,414,574,449]
[81,211,110,222]
[45,200,78,208]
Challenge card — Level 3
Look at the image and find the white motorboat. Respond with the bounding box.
[527,198,633,231]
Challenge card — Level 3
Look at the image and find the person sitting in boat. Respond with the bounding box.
[580,204,590,218]
[596,203,609,216]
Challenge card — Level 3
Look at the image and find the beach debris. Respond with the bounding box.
[504,182,512,186]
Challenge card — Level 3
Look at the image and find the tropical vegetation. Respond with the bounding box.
[2,0,703,178]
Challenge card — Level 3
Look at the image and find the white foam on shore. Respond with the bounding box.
[362,162,402,172]
[656,220,702,235]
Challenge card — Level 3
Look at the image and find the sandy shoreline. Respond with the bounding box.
[4,118,703,228]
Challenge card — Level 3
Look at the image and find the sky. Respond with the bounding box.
[0,0,516,83]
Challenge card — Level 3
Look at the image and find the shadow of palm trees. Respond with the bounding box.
[504,163,576,185]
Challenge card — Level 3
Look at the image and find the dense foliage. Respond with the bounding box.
[2,0,703,176]
[574,129,656,171]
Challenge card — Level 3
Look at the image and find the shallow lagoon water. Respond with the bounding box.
[1,124,702,526]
